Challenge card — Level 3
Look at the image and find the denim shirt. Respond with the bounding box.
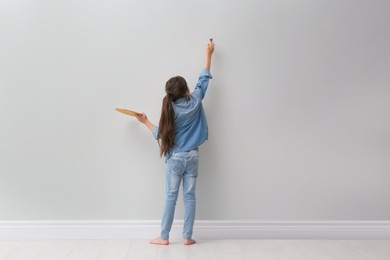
[152,68,213,160]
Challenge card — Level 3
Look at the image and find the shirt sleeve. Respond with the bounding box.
[191,68,213,101]
[152,125,159,139]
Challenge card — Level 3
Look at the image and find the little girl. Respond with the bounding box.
[135,39,215,245]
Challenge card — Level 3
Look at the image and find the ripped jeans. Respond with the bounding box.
[160,148,199,240]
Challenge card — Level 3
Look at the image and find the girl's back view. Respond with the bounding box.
[135,39,215,245]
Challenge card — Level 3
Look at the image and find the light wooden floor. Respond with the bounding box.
[1,239,390,260]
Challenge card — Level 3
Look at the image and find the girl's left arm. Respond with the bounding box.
[135,113,155,132]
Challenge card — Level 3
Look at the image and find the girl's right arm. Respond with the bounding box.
[192,39,215,101]
[204,38,215,69]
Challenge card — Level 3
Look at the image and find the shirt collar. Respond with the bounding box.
[174,97,189,103]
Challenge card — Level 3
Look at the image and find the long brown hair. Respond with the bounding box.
[158,76,189,156]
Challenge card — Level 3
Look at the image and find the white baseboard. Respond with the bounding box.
[0,220,389,240]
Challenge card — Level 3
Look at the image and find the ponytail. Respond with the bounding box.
[158,95,175,157]
[158,76,189,157]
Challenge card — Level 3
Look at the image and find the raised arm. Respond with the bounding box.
[191,39,215,101]
[204,38,215,70]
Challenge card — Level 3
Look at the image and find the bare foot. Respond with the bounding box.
[184,239,196,245]
[150,237,169,245]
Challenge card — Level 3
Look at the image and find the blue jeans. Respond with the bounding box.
[160,148,199,240]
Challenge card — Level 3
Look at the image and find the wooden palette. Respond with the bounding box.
[115,108,139,116]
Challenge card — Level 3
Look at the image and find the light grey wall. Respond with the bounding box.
[1,0,389,221]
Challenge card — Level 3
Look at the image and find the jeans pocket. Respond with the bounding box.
[186,156,199,177]
[167,157,185,177]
